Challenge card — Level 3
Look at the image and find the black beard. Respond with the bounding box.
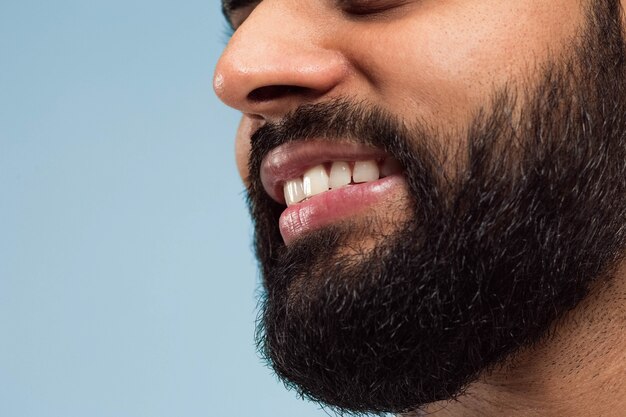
[245,1,626,415]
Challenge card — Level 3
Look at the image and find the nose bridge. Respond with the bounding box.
[213,2,348,116]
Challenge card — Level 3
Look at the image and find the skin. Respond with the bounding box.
[214,1,626,415]
[217,0,583,181]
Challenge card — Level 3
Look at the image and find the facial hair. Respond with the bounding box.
[244,1,626,415]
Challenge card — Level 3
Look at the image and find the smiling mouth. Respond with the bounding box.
[283,158,403,206]
[260,140,408,244]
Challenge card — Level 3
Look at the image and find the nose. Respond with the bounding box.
[213,2,349,119]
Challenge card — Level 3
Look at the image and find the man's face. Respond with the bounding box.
[214,0,626,415]
[218,0,583,180]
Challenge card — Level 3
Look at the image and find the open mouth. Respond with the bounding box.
[260,140,407,244]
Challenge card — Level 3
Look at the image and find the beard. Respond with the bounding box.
[244,1,626,415]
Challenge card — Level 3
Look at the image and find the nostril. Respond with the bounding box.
[247,85,310,102]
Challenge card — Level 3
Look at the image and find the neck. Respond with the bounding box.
[407,260,626,417]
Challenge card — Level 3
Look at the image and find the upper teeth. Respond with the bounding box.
[283,159,399,206]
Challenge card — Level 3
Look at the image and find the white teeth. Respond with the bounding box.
[329,161,351,189]
[284,178,305,206]
[283,159,392,205]
[302,164,330,198]
[352,160,380,183]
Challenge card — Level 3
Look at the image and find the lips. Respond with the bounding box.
[260,140,406,244]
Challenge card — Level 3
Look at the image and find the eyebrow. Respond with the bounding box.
[221,0,261,27]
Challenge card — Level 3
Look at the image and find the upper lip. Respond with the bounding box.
[260,140,389,205]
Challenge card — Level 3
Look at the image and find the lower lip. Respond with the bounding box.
[278,175,407,245]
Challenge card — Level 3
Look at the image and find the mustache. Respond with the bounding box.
[248,99,407,181]
[246,98,444,209]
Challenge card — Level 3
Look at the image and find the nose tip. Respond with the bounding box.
[213,17,349,118]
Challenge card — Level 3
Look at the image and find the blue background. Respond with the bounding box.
[0,1,331,416]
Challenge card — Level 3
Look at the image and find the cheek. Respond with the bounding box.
[343,0,584,127]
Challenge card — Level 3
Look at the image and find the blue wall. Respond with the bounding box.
[0,1,328,416]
